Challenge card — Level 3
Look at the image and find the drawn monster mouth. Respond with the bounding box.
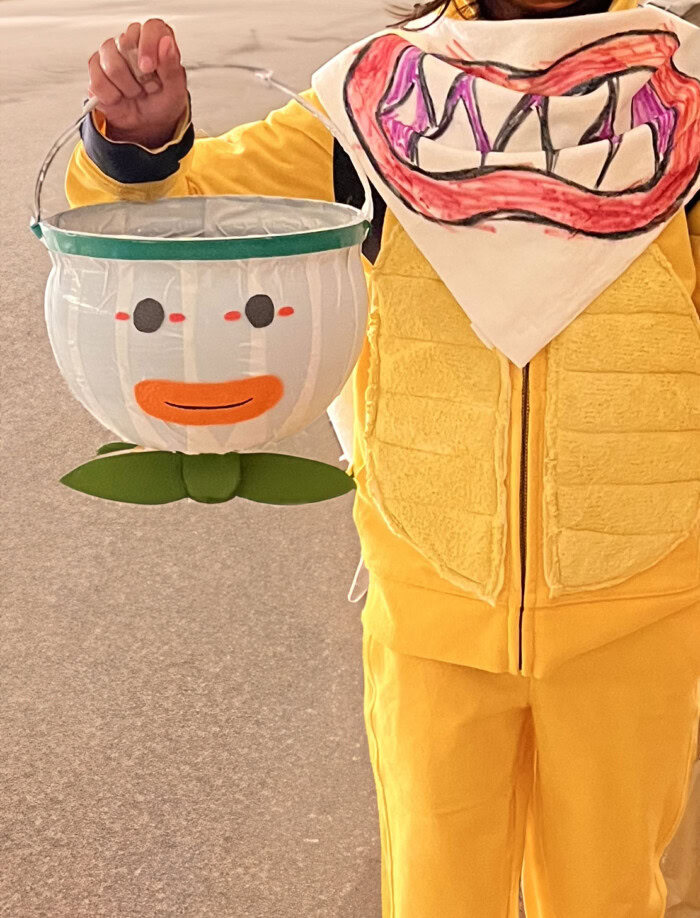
[343,30,700,237]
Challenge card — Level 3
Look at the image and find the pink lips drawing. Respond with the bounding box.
[343,30,700,237]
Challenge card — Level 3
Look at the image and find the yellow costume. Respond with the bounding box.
[66,0,700,909]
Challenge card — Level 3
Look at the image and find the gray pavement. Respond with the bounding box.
[1,2,386,916]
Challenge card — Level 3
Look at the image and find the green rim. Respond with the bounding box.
[37,220,370,261]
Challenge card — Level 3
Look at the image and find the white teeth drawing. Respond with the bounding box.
[473,78,520,149]
[547,82,611,150]
[416,132,478,172]
[483,149,548,171]
[427,97,478,151]
[388,84,420,134]
[613,71,655,135]
[420,54,457,128]
[394,67,663,192]
[553,142,610,187]
[497,106,543,153]
[597,124,657,191]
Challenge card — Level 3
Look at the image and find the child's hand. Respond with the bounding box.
[87,19,189,149]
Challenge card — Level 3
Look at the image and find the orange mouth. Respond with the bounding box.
[134,376,284,426]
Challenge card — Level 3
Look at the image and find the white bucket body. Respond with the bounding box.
[41,196,369,454]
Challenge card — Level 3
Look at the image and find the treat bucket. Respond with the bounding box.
[29,71,371,505]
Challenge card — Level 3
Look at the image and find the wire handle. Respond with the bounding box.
[243,66,373,225]
[30,60,373,232]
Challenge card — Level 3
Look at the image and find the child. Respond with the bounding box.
[69,3,700,914]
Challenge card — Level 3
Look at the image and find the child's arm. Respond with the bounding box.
[65,88,334,209]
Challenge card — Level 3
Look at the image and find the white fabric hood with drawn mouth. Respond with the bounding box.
[312,5,700,367]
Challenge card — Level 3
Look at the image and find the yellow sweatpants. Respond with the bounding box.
[362,601,700,917]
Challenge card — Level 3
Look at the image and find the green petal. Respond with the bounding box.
[237,453,356,505]
[60,451,187,504]
[96,442,138,455]
[181,453,241,503]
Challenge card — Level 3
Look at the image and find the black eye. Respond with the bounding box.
[245,294,274,328]
[133,298,165,333]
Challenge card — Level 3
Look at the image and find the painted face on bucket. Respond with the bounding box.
[47,254,367,454]
[128,294,287,426]
[343,30,700,237]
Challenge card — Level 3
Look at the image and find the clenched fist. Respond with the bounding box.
[87,19,189,149]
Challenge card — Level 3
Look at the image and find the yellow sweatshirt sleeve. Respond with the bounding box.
[65,88,334,209]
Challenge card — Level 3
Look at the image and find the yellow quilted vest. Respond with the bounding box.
[353,208,700,676]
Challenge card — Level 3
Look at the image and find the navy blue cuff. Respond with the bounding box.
[80,92,195,184]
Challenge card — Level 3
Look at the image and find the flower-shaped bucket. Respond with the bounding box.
[30,71,371,505]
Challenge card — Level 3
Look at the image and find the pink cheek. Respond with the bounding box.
[224,311,242,321]
[169,313,186,323]
[278,307,294,317]
[115,312,130,321]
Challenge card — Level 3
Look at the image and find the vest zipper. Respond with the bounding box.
[518,362,530,674]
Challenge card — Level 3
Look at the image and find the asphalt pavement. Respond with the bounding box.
[1,2,385,916]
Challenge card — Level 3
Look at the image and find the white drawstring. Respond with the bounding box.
[348,556,369,603]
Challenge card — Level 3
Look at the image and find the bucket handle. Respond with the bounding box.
[235,66,374,226]
[30,63,374,234]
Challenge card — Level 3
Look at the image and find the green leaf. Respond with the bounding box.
[181,453,241,503]
[96,441,138,455]
[237,453,356,505]
[60,451,187,504]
